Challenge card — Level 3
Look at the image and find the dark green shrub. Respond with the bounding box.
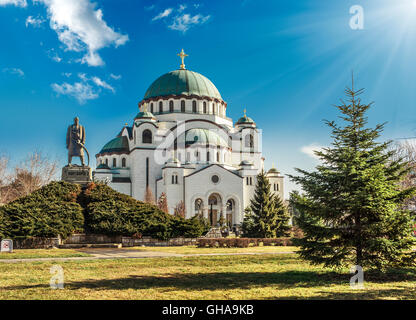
[170,215,210,238]
[1,181,84,239]
[84,183,208,240]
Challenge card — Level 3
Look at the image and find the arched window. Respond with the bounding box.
[169,100,174,112]
[112,158,117,168]
[105,158,108,166]
[195,198,203,214]
[181,100,185,112]
[216,152,220,162]
[134,130,136,145]
[207,151,210,162]
[213,103,216,115]
[171,174,178,184]
[122,158,126,168]
[192,101,197,113]
[150,103,154,113]
[142,129,152,144]
[245,134,254,148]
[203,102,207,114]
[159,101,163,113]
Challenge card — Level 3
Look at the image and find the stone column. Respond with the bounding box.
[203,207,208,219]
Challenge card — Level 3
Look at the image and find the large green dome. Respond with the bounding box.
[143,69,222,101]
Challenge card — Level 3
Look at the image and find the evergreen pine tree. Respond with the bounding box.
[242,171,291,238]
[289,80,416,269]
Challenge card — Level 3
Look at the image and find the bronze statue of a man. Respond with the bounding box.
[66,117,86,166]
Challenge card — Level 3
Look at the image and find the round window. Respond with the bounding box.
[211,175,219,184]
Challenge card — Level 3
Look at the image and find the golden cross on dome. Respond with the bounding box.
[244,108,247,118]
[177,49,188,70]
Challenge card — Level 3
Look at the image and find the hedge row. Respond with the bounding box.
[0,181,210,241]
[197,237,293,248]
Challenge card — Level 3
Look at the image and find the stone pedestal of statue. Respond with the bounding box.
[61,165,92,186]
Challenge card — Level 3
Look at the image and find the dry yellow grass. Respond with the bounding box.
[0,249,91,260]
[1,253,416,300]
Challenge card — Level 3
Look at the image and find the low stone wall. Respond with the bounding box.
[122,236,198,247]
[64,234,122,244]
[14,237,61,249]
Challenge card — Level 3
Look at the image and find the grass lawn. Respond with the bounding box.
[0,249,91,260]
[1,252,416,299]
[124,245,298,254]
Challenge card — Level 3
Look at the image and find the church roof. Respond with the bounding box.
[143,69,222,101]
[135,111,155,120]
[96,163,111,170]
[99,136,129,154]
[177,128,229,148]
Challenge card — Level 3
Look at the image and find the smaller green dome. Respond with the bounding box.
[268,167,279,174]
[135,111,155,120]
[96,163,111,170]
[180,128,228,148]
[99,136,129,154]
[236,115,255,125]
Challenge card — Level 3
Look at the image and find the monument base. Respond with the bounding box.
[62,165,92,186]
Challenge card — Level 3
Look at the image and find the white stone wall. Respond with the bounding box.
[184,165,244,224]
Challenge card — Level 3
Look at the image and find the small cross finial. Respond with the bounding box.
[244,108,247,117]
[125,123,128,126]
[177,49,188,70]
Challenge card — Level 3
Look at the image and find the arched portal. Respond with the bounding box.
[208,193,222,226]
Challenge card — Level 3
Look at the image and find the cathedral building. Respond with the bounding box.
[94,50,283,227]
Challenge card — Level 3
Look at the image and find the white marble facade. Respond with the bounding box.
[94,55,284,227]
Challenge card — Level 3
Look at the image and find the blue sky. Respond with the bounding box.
[1,0,416,198]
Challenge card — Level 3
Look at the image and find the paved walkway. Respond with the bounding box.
[0,249,295,263]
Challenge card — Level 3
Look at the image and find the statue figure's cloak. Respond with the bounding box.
[66,124,85,157]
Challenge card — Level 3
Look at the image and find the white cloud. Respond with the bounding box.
[0,0,27,7]
[92,76,114,93]
[300,143,325,160]
[2,67,24,77]
[52,73,115,104]
[52,81,98,104]
[35,0,129,67]
[47,48,62,62]
[25,15,45,28]
[178,4,187,12]
[152,8,172,21]
[110,73,121,80]
[168,13,210,32]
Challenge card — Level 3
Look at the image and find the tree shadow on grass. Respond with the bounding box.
[4,268,416,297]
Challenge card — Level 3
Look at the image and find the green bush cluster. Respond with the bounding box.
[83,183,210,240]
[0,181,210,241]
[0,181,84,239]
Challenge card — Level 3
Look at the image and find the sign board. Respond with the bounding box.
[1,239,13,253]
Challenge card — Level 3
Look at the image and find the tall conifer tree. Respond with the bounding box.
[290,80,416,269]
[242,171,290,238]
